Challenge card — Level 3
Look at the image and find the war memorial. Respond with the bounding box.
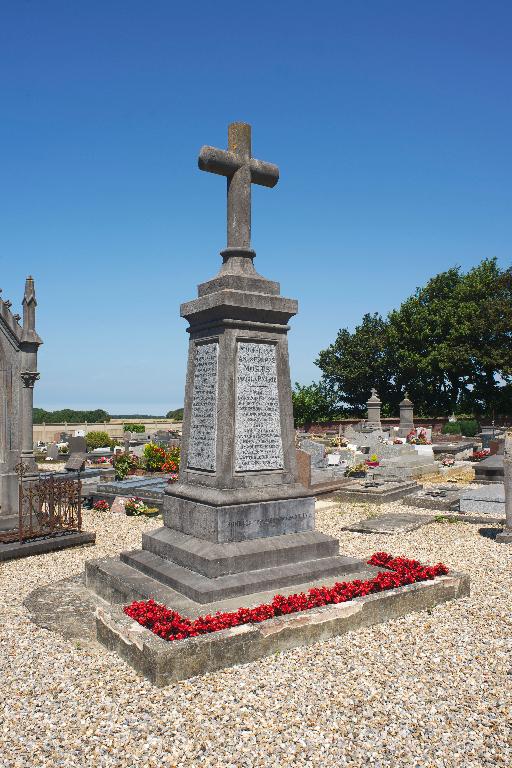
[74,124,470,683]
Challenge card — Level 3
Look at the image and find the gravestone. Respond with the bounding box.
[343,512,434,535]
[87,122,367,606]
[398,394,415,437]
[459,485,505,516]
[300,439,325,468]
[110,496,129,515]
[0,277,42,518]
[47,443,60,461]
[69,436,87,456]
[366,388,382,429]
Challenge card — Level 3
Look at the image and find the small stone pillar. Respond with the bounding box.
[19,276,42,474]
[496,429,512,543]
[20,372,40,471]
[366,388,382,429]
[398,392,415,437]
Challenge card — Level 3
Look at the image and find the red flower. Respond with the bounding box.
[123,553,449,643]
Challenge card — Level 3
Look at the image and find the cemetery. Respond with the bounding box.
[2,7,512,763]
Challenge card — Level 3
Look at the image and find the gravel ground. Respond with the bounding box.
[0,500,511,768]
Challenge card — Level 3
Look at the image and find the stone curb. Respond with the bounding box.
[95,572,470,686]
[0,531,96,562]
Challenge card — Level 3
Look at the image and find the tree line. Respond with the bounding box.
[293,258,512,424]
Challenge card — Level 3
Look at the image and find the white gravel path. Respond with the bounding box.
[0,501,510,768]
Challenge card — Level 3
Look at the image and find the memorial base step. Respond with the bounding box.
[119,548,362,604]
[141,527,339,578]
[85,553,379,619]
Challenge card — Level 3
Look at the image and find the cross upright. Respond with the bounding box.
[198,122,279,251]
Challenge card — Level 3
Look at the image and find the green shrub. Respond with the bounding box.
[123,423,145,433]
[143,442,167,471]
[442,422,461,435]
[86,431,111,450]
[113,453,140,480]
[457,418,479,437]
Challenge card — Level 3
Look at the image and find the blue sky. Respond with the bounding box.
[1,1,510,413]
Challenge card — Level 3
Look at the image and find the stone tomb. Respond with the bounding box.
[0,277,41,518]
[474,455,504,483]
[343,512,434,535]
[496,430,511,543]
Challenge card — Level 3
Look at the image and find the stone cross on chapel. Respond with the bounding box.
[198,122,279,256]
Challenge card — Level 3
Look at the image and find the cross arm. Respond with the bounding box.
[198,146,239,177]
[198,146,279,188]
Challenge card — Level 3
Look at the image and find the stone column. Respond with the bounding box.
[398,393,415,437]
[20,371,40,471]
[496,429,512,543]
[366,388,382,429]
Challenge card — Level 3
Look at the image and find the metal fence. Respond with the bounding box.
[0,464,82,544]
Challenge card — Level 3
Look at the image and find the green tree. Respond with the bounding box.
[33,408,110,424]
[291,382,342,426]
[123,423,145,433]
[315,313,393,415]
[315,259,512,416]
[166,408,184,420]
[86,431,111,450]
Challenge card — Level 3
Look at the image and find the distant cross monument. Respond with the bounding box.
[198,122,279,252]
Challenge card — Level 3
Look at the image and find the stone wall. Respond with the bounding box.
[33,420,183,442]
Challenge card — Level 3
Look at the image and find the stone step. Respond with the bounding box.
[141,527,340,578]
[120,549,364,604]
[85,554,381,619]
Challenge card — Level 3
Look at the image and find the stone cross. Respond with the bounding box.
[198,122,279,251]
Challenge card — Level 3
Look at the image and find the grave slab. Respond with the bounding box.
[404,488,461,511]
[342,512,434,534]
[335,480,419,505]
[460,484,505,515]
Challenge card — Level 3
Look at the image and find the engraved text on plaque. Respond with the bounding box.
[235,342,284,471]
[187,342,218,471]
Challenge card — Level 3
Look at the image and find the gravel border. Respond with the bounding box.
[0,501,510,767]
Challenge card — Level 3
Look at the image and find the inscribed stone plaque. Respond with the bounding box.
[235,342,284,471]
[187,342,219,471]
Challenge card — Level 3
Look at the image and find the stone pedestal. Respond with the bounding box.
[398,393,415,437]
[135,252,349,603]
[366,388,382,429]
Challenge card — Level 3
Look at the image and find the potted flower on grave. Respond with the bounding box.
[124,497,160,517]
[93,499,110,512]
[345,462,367,478]
[365,453,380,468]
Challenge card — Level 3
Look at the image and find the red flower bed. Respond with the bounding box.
[124,553,449,643]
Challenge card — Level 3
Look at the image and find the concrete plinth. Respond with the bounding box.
[92,571,469,685]
[0,531,96,562]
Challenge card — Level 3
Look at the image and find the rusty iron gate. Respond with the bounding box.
[0,463,82,544]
